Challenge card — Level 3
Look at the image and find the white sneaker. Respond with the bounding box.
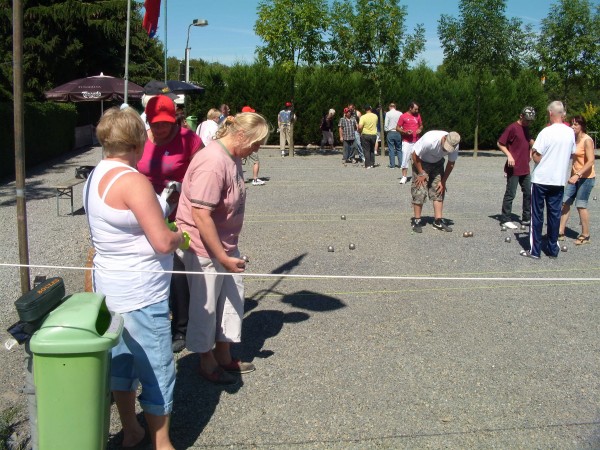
[281,151,286,157]
[502,221,518,229]
[399,176,407,184]
[252,179,266,186]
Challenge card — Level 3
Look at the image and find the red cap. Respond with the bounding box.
[241,106,255,113]
[145,95,176,124]
[285,102,292,107]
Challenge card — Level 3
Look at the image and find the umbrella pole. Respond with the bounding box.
[124,0,131,103]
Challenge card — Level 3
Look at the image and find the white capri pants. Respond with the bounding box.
[182,249,245,353]
[401,141,415,169]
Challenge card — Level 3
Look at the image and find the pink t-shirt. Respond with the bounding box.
[397,112,422,143]
[137,127,202,193]
[176,140,246,258]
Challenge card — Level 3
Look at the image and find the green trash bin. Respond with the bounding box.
[186,115,198,131]
[30,292,123,450]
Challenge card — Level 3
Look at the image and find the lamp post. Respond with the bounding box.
[185,19,208,83]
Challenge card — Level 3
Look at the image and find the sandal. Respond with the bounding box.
[575,235,590,245]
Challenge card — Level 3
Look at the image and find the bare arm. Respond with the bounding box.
[438,161,455,194]
[568,138,596,184]
[497,141,515,167]
[412,152,428,187]
[191,207,245,273]
[115,172,183,254]
[531,149,542,164]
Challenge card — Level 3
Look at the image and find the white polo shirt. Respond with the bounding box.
[531,123,576,186]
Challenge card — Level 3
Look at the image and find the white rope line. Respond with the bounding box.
[2,262,600,282]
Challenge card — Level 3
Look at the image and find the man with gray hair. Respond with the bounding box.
[520,101,576,259]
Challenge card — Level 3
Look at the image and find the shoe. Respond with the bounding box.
[220,359,256,374]
[171,337,185,353]
[521,220,530,226]
[122,428,151,450]
[399,176,407,184]
[557,234,565,241]
[502,221,518,229]
[366,166,372,169]
[575,235,590,245]
[252,178,266,186]
[387,165,395,168]
[519,250,540,259]
[281,151,286,157]
[411,218,423,233]
[432,219,453,232]
[198,366,238,385]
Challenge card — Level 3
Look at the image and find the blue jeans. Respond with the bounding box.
[111,300,176,416]
[353,131,364,160]
[386,131,402,167]
[343,140,355,160]
[530,183,563,258]
[563,177,595,208]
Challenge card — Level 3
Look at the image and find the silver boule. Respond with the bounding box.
[349,243,356,250]
[327,245,334,252]
[463,231,469,238]
[504,237,511,243]
[501,226,507,231]
[242,255,249,263]
[561,245,568,252]
[341,215,346,220]
[468,231,474,237]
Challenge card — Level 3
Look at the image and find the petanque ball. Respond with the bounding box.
[341,215,346,220]
[468,231,474,237]
[594,197,598,201]
[463,231,469,238]
[561,245,568,252]
[504,237,511,243]
[349,243,356,250]
[242,255,249,263]
[328,245,334,252]
[520,225,527,231]
[501,226,507,231]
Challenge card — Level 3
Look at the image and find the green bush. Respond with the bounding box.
[0,102,77,179]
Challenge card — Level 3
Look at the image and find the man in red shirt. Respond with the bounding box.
[396,102,423,184]
[497,106,536,229]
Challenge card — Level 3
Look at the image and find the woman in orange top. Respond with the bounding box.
[558,115,595,244]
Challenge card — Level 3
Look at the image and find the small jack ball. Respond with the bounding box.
[242,255,249,263]
[341,215,346,220]
[463,231,469,237]
[327,246,334,252]
[561,245,568,252]
[505,237,511,243]
[349,243,356,250]
[501,226,507,231]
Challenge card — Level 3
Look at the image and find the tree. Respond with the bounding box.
[537,0,600,108]
[0,0,163,101]
[438,0,532,153]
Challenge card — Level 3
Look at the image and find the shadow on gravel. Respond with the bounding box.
[0,181,57,206]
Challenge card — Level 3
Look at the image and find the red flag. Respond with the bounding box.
[142,0,161,37]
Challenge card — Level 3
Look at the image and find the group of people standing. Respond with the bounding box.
[84,81,269,449]
[498,101,595,259]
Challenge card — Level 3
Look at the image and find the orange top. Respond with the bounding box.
[571,135,595,179]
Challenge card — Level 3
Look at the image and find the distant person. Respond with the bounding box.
[497,106,536,229]
[348,104,364,162]
[242,105,266,185]
[374,105,382,156]
[140,80,178,130]
[196,108,220,144]
[384,103,402,169]
[278,102,296,156]
[320,109,336,152]
[85,106,184,450]
[520,101,576,259]
[410,130,460,233]
[138,95,202,353]
[358,105,378,168]
[176,112,270,384]
[338,107,358,164]
[396,102,423,184]
[558,115,595,245]
[218,104,230,124]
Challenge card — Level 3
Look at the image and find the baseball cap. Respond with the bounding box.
[241,106,255,113]
[329,108,335,115]
[285,102,292,107]
[143,80,178,100]
[145,95,176,124]
[343,107,350,114]
[364,104,372,111]
[521,106,536,121]
[443,131,461,153]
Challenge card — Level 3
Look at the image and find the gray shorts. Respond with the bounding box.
[411,159,445,205]
[247,152,259,164]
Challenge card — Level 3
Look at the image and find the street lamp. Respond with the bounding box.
[185,19,208,83]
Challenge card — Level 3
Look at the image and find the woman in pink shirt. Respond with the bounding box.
[176,112,270,384]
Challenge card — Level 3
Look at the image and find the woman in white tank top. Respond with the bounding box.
[84,107,183,450]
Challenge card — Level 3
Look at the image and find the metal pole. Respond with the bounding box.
[185,48,190,83]
[163,0,168,82]
[124,0,131,103]
[12,0,31,295]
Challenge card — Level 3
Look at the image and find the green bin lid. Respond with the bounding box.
[30,292,123,354]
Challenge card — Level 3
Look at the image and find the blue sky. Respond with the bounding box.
[147,0,555,68]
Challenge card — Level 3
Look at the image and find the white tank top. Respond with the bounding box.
[84,160,173,313]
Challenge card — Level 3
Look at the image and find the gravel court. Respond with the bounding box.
[0,146,599,448]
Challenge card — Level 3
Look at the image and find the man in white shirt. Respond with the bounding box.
[521,101,576,259]
[410,130,460,233]
[384,103,402,169]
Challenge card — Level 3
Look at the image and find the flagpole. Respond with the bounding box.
[163,0,167,82]
[124,0,131,103]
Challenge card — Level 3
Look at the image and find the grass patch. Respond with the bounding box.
[0,406,21,450]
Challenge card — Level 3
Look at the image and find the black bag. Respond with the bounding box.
[75,165,95,179]
[14,277,66,327]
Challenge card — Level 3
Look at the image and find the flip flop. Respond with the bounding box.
[575,235,590,245]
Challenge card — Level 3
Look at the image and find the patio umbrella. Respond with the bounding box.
[44,73,144,113]
[166,80,205,95]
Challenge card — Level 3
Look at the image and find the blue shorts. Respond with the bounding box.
[111,300,175,416]
[563,177,595,208]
